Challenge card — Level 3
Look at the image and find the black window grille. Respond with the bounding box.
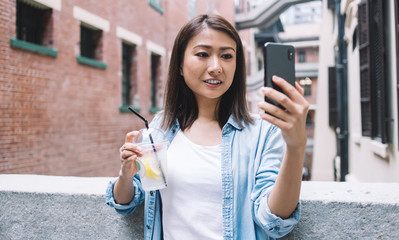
[151,54,161,109]
[122,43,132,106]
[121,43,138,107]
[80,24,102,60]
[16,0,49,45]
[358,0,389,143]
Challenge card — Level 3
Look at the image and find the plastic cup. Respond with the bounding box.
[132,128,168,191]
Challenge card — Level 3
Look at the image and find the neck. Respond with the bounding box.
[196,97,220,122]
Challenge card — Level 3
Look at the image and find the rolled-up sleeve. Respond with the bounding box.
[254,188,301,238]
[105,175,145,215]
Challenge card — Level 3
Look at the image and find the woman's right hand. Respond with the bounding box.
[119,131,143,180]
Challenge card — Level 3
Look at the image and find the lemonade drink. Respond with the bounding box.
[134,129,168,191]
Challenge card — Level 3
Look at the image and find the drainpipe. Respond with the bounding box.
[336,0,349,181]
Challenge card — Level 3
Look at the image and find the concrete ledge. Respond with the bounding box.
[1,175,398,239]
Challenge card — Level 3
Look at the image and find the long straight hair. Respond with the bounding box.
[162,14,253,131]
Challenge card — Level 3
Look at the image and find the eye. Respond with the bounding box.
[221,54,233,59]
[195,52,209,58]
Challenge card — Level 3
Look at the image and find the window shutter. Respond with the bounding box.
[328,66,338,127]
[369,0,387,143]
[358,0,372,136]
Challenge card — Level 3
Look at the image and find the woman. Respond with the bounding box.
[106,14,309,240]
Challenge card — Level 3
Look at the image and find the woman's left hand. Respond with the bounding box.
[258,75,309,150]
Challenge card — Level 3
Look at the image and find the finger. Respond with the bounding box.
[272,76,304,103]
[123,142,142,153]
[121,150,135,160]
[260,86,292,111]
[295,82,305,96]
[259,111,290,129]
[258,100,288,121]
[125,131,140,143]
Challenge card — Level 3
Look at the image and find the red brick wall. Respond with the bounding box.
[0,0,236,176]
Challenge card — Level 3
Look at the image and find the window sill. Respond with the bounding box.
[370,140,388,159]
[149,2,164,14]
[149,107,161,114]
[120,105,140,113]
[10,38,58,57]
[76,56,107,69]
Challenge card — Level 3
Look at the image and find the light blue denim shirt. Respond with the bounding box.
[106,113,301,240]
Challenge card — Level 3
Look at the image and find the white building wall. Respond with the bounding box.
[312,0,336,181]
[314,0,399,182]
[347,0,399,182]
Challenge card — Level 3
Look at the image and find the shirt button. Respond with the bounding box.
[146,225,151,229]
[150,191,153,196]
[172,129,176,133]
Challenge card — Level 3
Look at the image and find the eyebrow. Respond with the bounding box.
[193,44,236,52]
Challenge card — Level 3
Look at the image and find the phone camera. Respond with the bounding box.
[288,49,294,60]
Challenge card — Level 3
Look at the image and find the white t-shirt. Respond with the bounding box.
[160,130,223,240]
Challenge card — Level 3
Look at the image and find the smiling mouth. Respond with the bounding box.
[204,80,222,85]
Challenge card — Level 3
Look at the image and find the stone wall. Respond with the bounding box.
[1,175,398,239]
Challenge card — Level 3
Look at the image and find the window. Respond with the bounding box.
[149,0,163,14]
[150,53,162,113]
[300,77,312,96]
[12,0,57,57]
[77,24,106,69]
[306,113,313,127]
[80,24,102,60]
[358,0,389,143]
[120,42,139,112]
[73,6,109,69]
[298,50,306,63]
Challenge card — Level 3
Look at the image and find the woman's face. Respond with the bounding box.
[181,27,236,103]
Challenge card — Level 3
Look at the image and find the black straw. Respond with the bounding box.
[128,107,149,129]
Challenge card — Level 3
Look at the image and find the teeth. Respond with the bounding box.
[205,80,222,84]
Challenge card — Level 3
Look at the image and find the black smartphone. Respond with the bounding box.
[263,42,296,109]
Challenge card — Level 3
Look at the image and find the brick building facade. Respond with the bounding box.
[0,0,236,176]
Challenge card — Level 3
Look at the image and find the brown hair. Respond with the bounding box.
[162,14,253,130]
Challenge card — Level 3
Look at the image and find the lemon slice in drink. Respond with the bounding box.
[143,157,162,180]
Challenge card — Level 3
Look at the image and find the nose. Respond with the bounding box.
[208,57,222,75]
